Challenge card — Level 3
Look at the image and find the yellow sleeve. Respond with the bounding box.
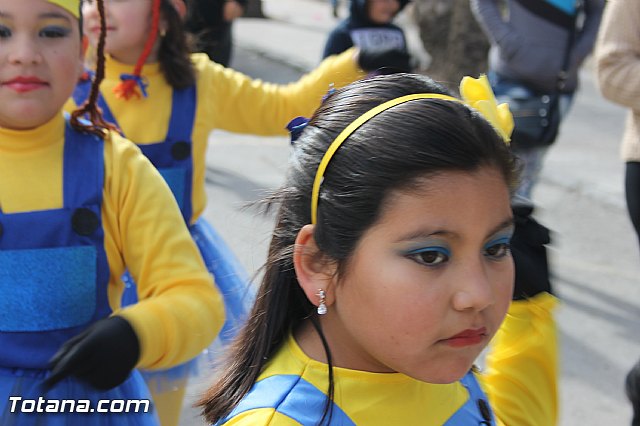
[222,408,301,425]
[199,48,365,136]
[101,133,225,370]
[481,292,559,426]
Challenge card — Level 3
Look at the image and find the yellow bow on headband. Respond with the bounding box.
[48,0,80,18]
[310,74,514,225]
[459,74,514,143]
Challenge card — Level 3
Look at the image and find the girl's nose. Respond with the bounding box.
[8,36,43,65]
[451,260,495,312]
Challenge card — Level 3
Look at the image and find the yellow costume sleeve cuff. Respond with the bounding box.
[483,292,559,426]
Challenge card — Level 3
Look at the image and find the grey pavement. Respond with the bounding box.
[180,1,640,424]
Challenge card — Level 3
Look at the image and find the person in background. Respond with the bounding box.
[185,0,246,67]
[199,73,559,426]
[594,1,640,424]
[0,0,223,424]
[471,0,604,200]
[323,0,411,70]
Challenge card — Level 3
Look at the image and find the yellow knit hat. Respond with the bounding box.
[47,0,80,18]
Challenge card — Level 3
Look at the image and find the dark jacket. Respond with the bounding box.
[185,0,248,33]
[471,0,604,93]
[322,0,410,59]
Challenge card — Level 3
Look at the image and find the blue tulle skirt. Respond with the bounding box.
[0,367,158,425]
[121,218,255,390]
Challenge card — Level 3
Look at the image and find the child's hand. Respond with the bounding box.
[43,316,140,391]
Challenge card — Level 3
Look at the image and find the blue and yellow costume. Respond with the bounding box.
[0,114,224,424]
[73,72,254,354]
[216,294,558,426]
[215,76,558,426]
[69,50,365,421]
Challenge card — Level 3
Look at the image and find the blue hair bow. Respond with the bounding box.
[286,116,309,145]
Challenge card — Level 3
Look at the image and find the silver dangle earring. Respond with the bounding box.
[316,289,327,315]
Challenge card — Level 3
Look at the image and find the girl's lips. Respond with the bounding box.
[441,327,488,348]
[3,77,48,93]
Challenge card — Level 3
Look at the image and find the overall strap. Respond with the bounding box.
[217,375,356,426]
[166,85,197,143]
[62,119,110,325]
[63,119,105,209]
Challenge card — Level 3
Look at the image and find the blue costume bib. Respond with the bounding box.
[73,77,196,223]
[216,370,496,425]
[0,121,159,425]
[0,122,111,369]
[74,76,255,388]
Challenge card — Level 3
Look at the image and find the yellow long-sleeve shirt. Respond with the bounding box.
[0,113,225,371]
[67,50,365,225]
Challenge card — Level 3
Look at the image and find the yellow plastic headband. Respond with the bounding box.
[48,0,80,18]
[310,74,514,225]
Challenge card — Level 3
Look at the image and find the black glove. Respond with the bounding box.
[357,48,412,74]
[44,316,140,391]
[510,201,553,300]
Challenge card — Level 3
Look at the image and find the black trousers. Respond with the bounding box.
[626,162,640,249]
[192,23,233,67]
[625,163,640,425]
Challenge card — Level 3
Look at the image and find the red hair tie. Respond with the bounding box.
[113,0,161,100]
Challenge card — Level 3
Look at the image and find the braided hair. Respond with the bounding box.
[70,0,117,137]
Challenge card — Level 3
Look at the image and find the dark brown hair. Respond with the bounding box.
[158,0,196,89]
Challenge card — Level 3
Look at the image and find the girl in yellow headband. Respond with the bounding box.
[200,73,558,426]
[0,1,224,424]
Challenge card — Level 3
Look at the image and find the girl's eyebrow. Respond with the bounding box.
[487,217,515,236]
[39,12,72,22]
[397,216,514,243]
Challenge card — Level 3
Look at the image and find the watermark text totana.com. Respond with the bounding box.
[8,396,151,414]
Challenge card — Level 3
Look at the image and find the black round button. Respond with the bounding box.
[72,208,99,236]
[171,141,191,160]
[477,399,492,422]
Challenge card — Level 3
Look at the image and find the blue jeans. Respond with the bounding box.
[489,72,574,200]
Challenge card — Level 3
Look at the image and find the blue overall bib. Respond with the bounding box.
[73,77,255,386]
[216,371,496,425]
[0,122,157,425]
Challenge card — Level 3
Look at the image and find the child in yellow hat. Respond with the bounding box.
[0,1,224,424]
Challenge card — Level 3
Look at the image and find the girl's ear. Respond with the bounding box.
[293,225,337,309]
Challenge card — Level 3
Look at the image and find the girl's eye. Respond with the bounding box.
[39,26,71,38]
[406,247,450,267]
[484,240,511,260]
[0,26,11,38]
